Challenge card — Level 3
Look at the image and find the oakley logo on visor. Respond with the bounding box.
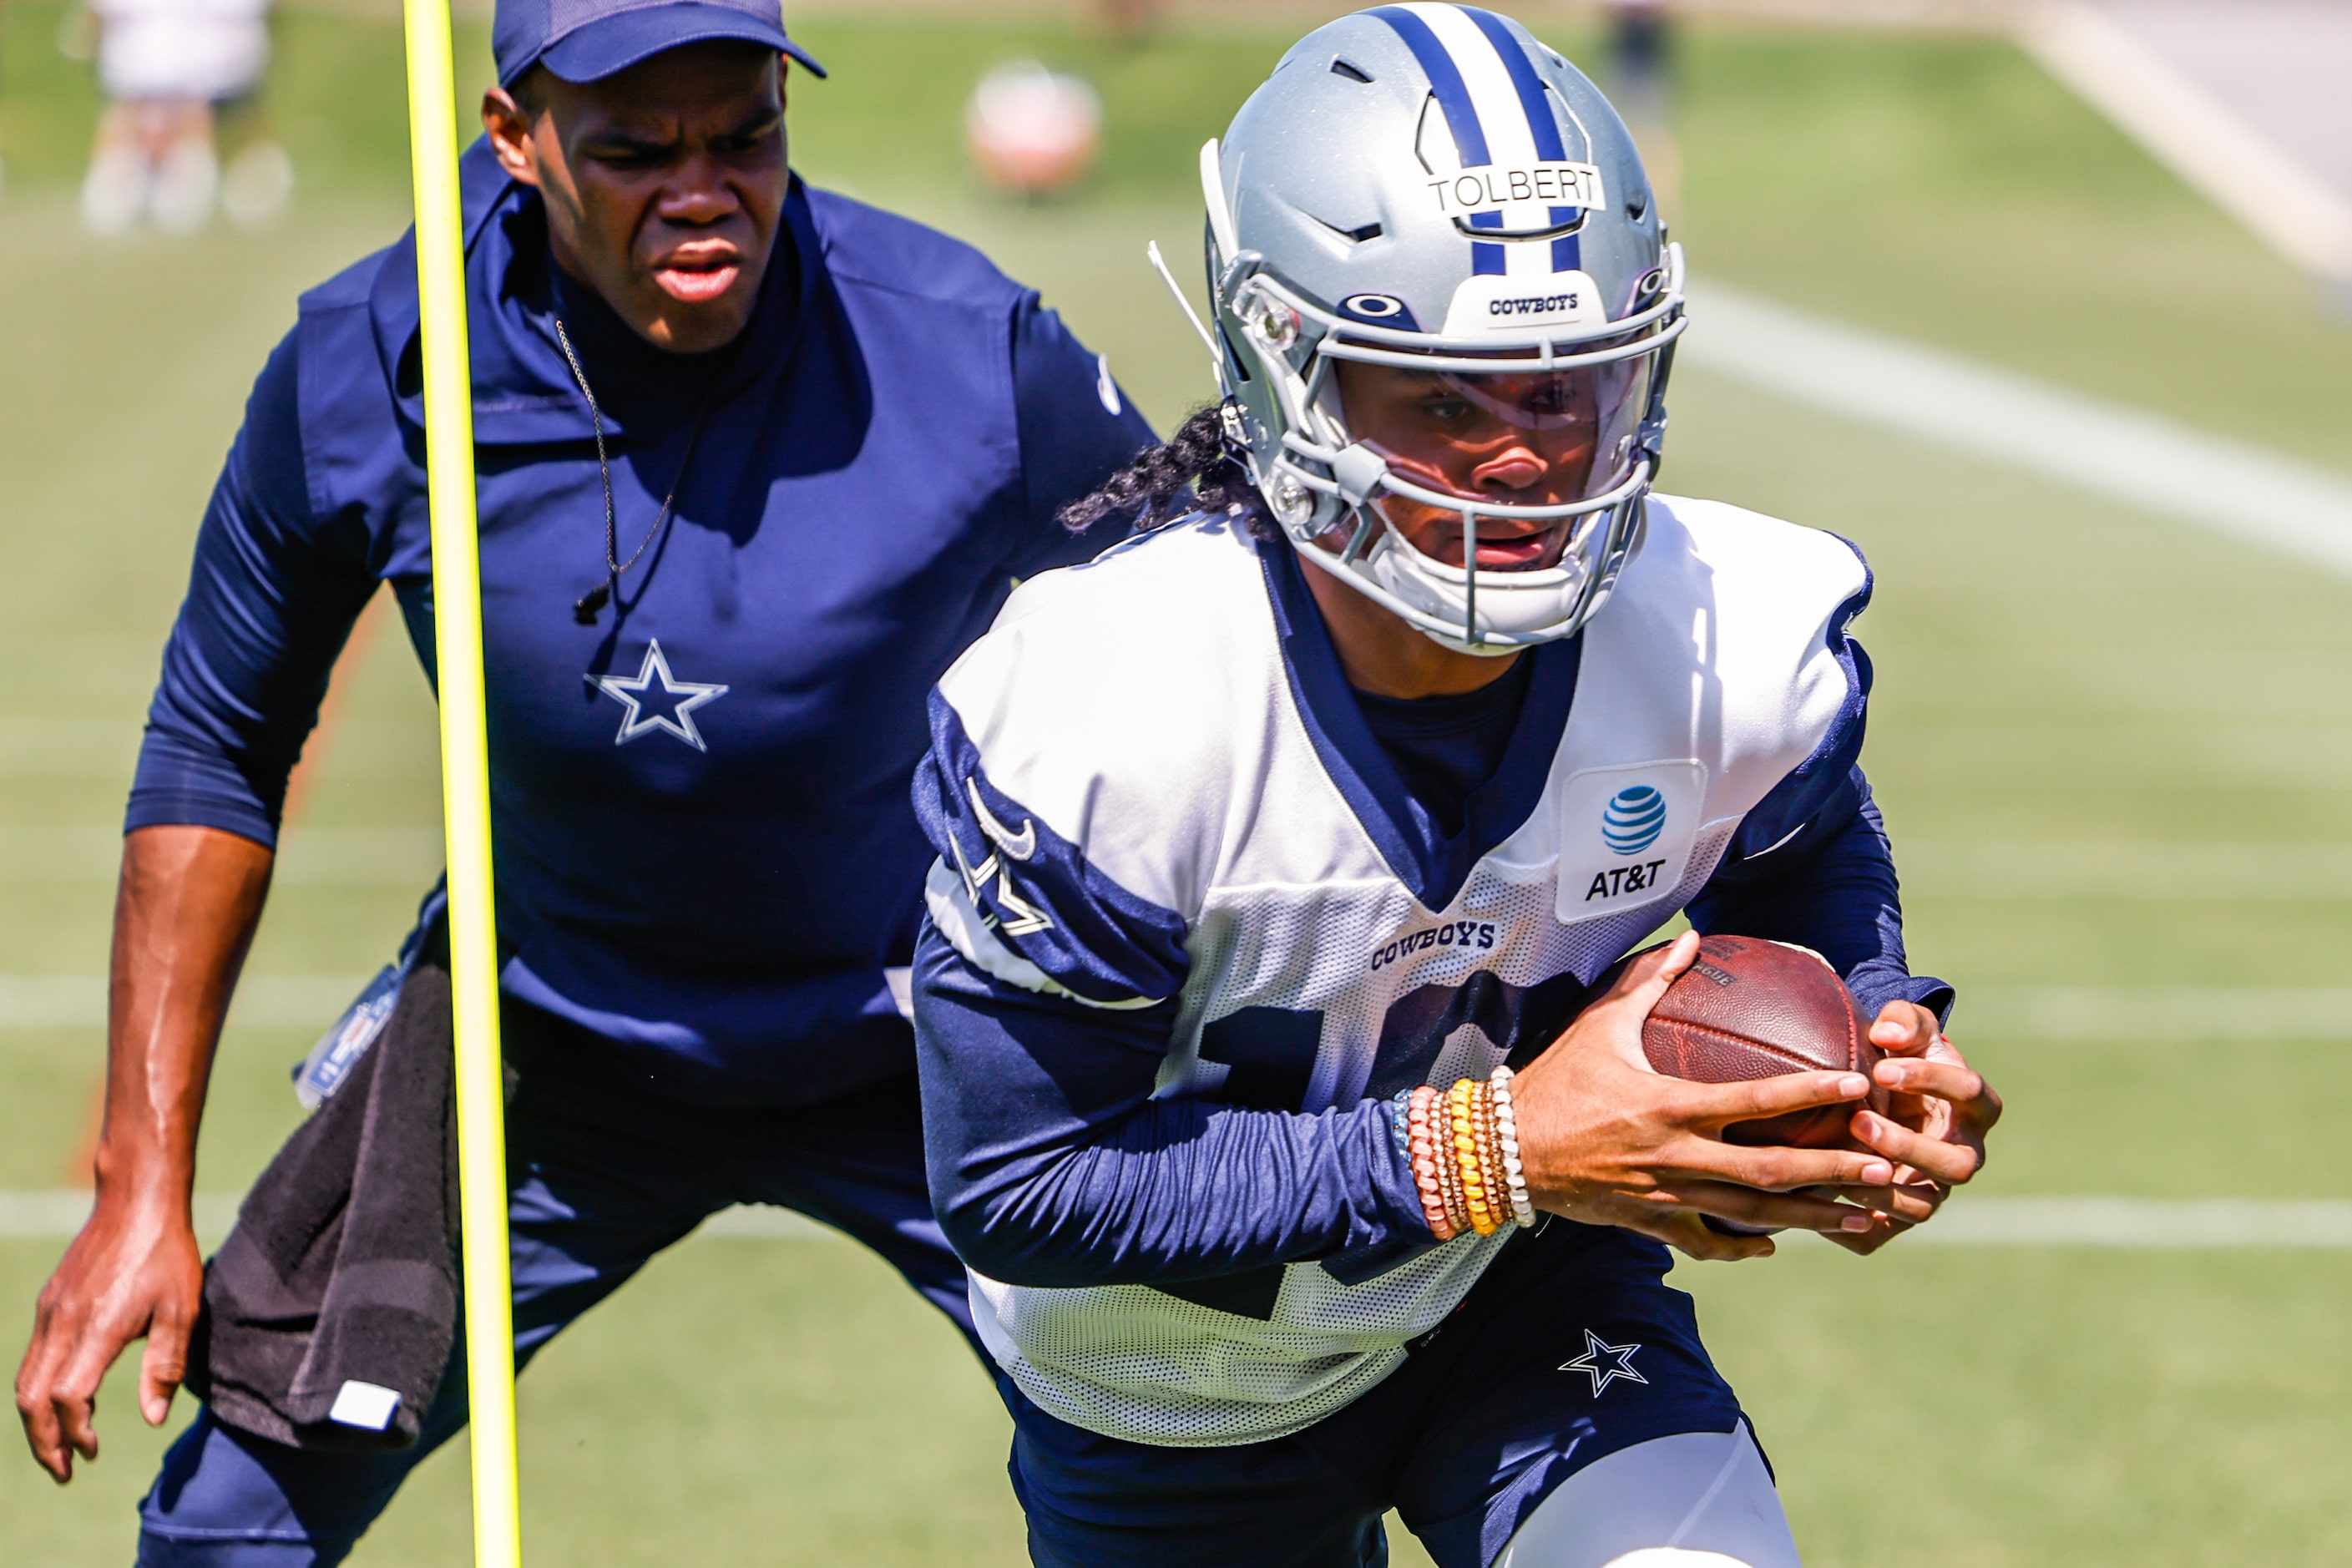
[1338,292,1420,330]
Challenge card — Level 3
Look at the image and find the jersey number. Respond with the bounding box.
[1196,969,1595,1112]
[1167,969,1595,1319]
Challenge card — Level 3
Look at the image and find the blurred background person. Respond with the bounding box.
[1606,0,1677,218]
[76,0,290,235]
[1085,0,1157,50]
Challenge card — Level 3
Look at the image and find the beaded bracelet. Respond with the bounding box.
[1404,1073,1541,1241]
[1407,1085,1455,1240]
[1490,1066,1538,1227]
[1485,1081,1513,1224]
[1422,1088,1459,1242]
[1444,1080,1474,1236]
[1490,1069,1534,1227]
[1434,1090,1470,1237]
[1405,1086,1440,1238]
[1458,1081,1495,1241]
[1477,1081,1501,1216]
[1450,1080,1500,1237]
[1476,1080,1505,1236]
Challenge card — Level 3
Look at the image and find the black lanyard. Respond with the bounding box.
[551,313,712,625]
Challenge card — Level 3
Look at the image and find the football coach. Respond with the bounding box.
[13,0,1153,1559]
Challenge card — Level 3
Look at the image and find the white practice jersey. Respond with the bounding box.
[923,496,1871,1446]
[95,0,271,103]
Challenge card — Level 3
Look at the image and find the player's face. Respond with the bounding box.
[485,43,787,355]
[1331,355,1650,570]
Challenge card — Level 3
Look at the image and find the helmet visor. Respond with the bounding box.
[1335,351,1656,514]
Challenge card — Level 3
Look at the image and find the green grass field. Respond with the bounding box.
[3,5,2349,1563]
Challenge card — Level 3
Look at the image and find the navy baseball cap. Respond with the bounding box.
[494,0,826,88]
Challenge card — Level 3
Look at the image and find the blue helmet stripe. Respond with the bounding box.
[1469,209,1505,271]
[1368,6,1492,167]
[1550,229,1581,273]
[1458,6,1568,163]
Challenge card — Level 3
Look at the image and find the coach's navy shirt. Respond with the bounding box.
[129,140,1154,1105]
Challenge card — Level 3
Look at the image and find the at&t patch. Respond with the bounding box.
[1555,760,1709,923]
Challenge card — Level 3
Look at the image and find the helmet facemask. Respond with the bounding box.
[1211,220,1684,656]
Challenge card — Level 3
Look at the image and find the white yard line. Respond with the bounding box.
[0,974,372,1030]
[0,1191,833,1247]
[3,976,2345,1040]
[1868,1197,2352,1248]
[1960,987,2352,1043]
[2021,1,2352,284]
[19,834,2342,898]
[0,826,443,887]
[1900,842,2352,901]
[3,1189,2344,1249]
[1680,279,2352,580]
[0,1191,246,1243]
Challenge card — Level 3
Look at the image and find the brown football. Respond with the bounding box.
[1634,934,1885,1148]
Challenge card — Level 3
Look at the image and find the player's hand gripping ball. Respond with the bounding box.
[1633,934,1890,1148]
[1644,934,2002,1254]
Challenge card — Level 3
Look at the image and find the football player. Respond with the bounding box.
[909,8,2000,1566]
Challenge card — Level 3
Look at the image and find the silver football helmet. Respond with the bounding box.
[1190,4,1684,655]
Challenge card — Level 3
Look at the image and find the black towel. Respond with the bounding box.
[185,921,460,1451]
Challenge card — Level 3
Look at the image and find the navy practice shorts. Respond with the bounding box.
[1003,1222,1750,1568]
[135,1001,973,1567]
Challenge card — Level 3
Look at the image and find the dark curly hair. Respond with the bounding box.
[1058,403,1264,534]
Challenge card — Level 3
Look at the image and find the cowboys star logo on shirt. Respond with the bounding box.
[590,640,729,751]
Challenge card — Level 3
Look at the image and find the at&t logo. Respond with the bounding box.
[1601,785,1666,855]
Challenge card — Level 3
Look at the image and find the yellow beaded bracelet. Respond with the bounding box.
[1449,1080,1499,1236]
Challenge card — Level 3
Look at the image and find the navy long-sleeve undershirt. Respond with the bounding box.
[913,937,1430,1289]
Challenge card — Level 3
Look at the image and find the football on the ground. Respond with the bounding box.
[1634,934,1885,1148]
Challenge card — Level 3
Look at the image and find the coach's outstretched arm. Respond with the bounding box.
[16,826,272,1483]
[19,326,370,1483]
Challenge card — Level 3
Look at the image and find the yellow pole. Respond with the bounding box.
[397,2,523,1565]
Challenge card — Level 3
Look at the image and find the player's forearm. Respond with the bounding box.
[933,1097,1426,1289]
[914,939,1429,1287]
[93,827,274,1207]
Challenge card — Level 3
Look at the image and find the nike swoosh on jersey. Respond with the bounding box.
[968,775,1038,861]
